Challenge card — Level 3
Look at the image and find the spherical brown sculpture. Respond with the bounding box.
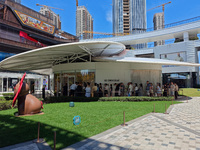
[13,73,43,115]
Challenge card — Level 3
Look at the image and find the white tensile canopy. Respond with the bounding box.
[117,57,200,66]
[0,41,200,72]
[0,41,125,71]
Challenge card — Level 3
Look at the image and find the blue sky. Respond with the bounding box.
[21,0,200,36]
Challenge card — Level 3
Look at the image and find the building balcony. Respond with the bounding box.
[0,36,45,51]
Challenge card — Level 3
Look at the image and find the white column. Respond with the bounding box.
[50,73,54,96]
[183,32,189,42]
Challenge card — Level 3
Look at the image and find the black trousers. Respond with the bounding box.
[175,91,178,99]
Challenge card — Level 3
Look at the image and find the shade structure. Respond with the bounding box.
[0,41,125,71]
[117,57,200,67]
[93,56,200,67]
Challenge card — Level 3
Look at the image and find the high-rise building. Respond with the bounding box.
[113,0,146,49]
[113,0,146,34]
[153,12,165,46]
[39,7,61,29]
[12,0,21,3]
[76,6,93,39]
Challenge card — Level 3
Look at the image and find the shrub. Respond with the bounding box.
[0,100,17,111]
[0,93,14,101]
[44,96,174,104]
[2,93,14,97]
[98,96,174,102]
[0,97,6,101]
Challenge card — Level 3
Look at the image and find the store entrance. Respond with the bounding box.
[162,73,192,88]
[64,75,75,96]
[55,74,75,96]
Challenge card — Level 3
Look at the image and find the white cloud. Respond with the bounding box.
[106,10,112,23]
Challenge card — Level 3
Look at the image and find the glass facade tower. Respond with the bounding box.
[113,0,147,49]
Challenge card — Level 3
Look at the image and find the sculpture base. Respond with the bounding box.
[14,111,44,117]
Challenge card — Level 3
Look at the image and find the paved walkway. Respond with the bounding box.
[65,97,200,150]
[0,140,51,150]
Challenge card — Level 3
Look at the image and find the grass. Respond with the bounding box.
[179,88,200,97]
[0,101,180,149]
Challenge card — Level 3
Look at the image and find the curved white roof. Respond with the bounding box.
[117,57,200,67]
[0,41,125,71]
[93,57,200,67]
[1,41,199,72]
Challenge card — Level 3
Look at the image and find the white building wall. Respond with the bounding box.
[154,41,199,74]
[53,62,162,87]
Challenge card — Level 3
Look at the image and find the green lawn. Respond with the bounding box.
[0,101,180,149]
[179,88,200,97]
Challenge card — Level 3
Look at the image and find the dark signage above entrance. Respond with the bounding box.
[104,79,120,82]
[14,10,55,34]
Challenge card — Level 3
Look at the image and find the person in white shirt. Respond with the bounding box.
[175,53,184,62]
[134,83,139,96]
[129,82,133,96]
[170,82,175,96]
[156,83,162,97]
[70,82,77,96]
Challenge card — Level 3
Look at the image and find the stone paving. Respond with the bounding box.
[0,140,51,150]
[65,97,200,150]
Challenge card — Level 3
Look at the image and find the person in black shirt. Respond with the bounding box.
[76,83,83,97]
[63,83,68,96]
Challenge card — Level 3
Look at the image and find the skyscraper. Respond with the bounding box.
[113,0,146,34]
[113,0,146,49]
[76,6,93,39]
[153,12,165,46]
[39,7,61,29]
[12,0,21,3]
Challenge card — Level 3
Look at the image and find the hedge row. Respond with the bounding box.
[44,96,174,103]
[0,96,14,101]
[98,96,174,102]
[2,93,14,97]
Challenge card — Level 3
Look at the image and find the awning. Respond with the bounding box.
[117,57,200,67]
[0,41,125,71]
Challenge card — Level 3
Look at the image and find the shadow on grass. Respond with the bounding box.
[0,114,87,149]
[0,114,135,150]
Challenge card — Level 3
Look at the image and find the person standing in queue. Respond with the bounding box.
[85,82,91,97]
[42,85,46,100]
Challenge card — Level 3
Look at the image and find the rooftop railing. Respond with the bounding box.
[81,16,200,40]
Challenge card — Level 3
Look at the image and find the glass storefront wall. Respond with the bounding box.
[8,78,19,92]
[54,70,95,96]
[0,77,45,93]
[162,72,196,88]
[3,78,7,92]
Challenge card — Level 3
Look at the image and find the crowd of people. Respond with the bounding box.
[63,81,179,99]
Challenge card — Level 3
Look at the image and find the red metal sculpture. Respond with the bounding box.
[13,73,43,115]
